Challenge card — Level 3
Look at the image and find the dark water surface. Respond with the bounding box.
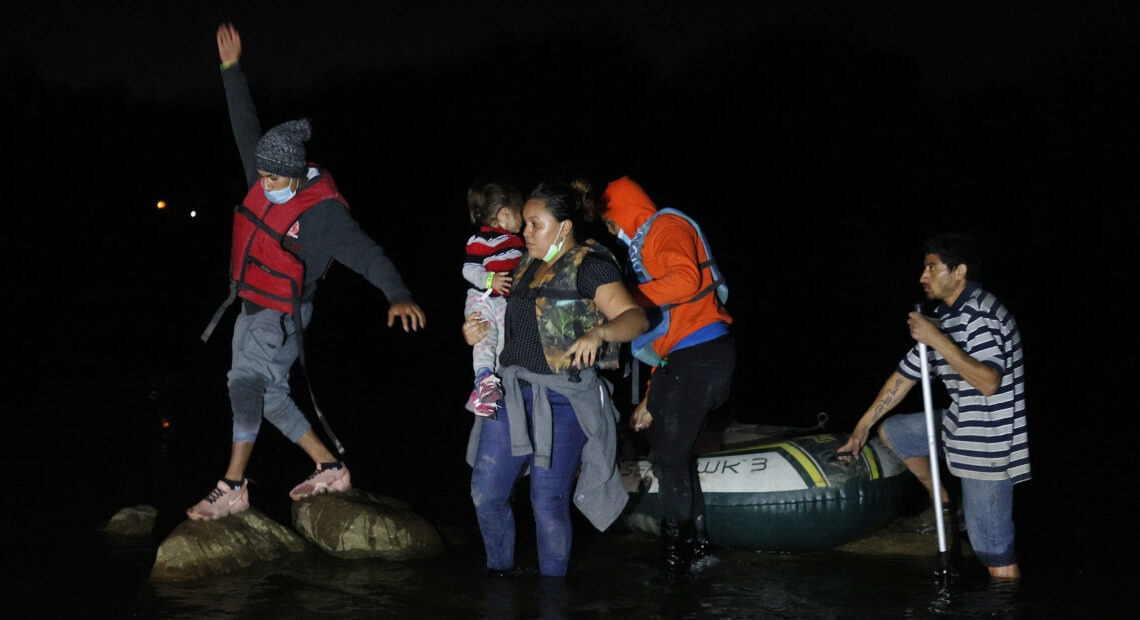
[3,384,1135,619]
[4,503,1132,619]
[4,308,1136,619]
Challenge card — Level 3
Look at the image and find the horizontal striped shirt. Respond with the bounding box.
[899,283,1030,483]
[463,227,525,294]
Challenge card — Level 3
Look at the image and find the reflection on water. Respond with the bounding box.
[24,523,1110,619]
[10,380,1133,619]
[925,578,1024,618]
[7,423,1132,619]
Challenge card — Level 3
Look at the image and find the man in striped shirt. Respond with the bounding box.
[838,233,1029,579]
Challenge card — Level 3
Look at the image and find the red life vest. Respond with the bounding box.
[230,165,348,314]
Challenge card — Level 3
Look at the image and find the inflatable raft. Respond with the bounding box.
[619,424,925,551]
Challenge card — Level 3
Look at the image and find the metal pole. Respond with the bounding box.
[916,303,947,558]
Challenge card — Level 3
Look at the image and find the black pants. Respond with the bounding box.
[646,333,736,525]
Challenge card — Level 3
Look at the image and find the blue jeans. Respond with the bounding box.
[881,410,1018,567]
[959,476,1017,566]
[470,388,587,576]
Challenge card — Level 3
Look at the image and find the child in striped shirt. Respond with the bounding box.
[462,182,525,417]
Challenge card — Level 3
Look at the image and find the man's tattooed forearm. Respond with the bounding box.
[870,376,906,424]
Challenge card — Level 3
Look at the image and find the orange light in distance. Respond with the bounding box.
[157,200,167,209]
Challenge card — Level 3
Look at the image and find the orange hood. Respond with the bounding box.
[602,176,657,238]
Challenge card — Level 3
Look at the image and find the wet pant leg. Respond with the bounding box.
[529,390,587,577]
[647,334,735,525]
[471,396,530,571]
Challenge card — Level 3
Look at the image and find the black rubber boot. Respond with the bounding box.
[661,520,693,575]
[688,513,719,573]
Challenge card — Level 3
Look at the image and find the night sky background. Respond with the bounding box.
[5,0,1138,570]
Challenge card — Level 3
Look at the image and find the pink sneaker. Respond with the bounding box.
[476,374,504,404]
[473,398,498,419]
[186,479,249,520]
[289,465,351,500]
[465,388,479,413]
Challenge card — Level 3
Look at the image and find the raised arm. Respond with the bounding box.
[216,22,261,187]
[217,22,242,66]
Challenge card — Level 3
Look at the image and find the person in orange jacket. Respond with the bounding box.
[600,176,735,575]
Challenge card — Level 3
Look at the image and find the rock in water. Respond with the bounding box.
[291,490,445,560]
[150,508,307,581]
[105,505,158,536]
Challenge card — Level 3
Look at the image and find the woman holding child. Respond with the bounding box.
[461,179,648,577]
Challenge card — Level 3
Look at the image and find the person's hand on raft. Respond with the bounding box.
[835,426,869,462]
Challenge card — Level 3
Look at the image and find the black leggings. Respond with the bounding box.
[647,333,736,525]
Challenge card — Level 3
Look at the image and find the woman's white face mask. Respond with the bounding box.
[542,221,567,262]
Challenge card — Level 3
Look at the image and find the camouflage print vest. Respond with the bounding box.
[515,240,621,375]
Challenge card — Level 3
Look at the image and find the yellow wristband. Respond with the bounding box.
[485,272,495,290]
[220,60,238,70]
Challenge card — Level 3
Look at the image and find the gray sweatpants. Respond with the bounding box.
[227,302,313,443]
[464,288,508,375]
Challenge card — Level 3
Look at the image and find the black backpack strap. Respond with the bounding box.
[288,289,346,457]
[236,204,287,242]
[200,281,238,343]
[658,274,726,312]
[202,284,346,455]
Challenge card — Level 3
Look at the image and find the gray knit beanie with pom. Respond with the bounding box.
[255,119,311,178]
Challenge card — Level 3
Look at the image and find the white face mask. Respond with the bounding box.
[615,228,633,247]
[264,181,297,204]
[542,221,567,262]
[263,182,298,205]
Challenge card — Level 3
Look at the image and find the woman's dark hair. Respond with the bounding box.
[923,233,982,279]
[526,178,599,243]
[468,181,523,226]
